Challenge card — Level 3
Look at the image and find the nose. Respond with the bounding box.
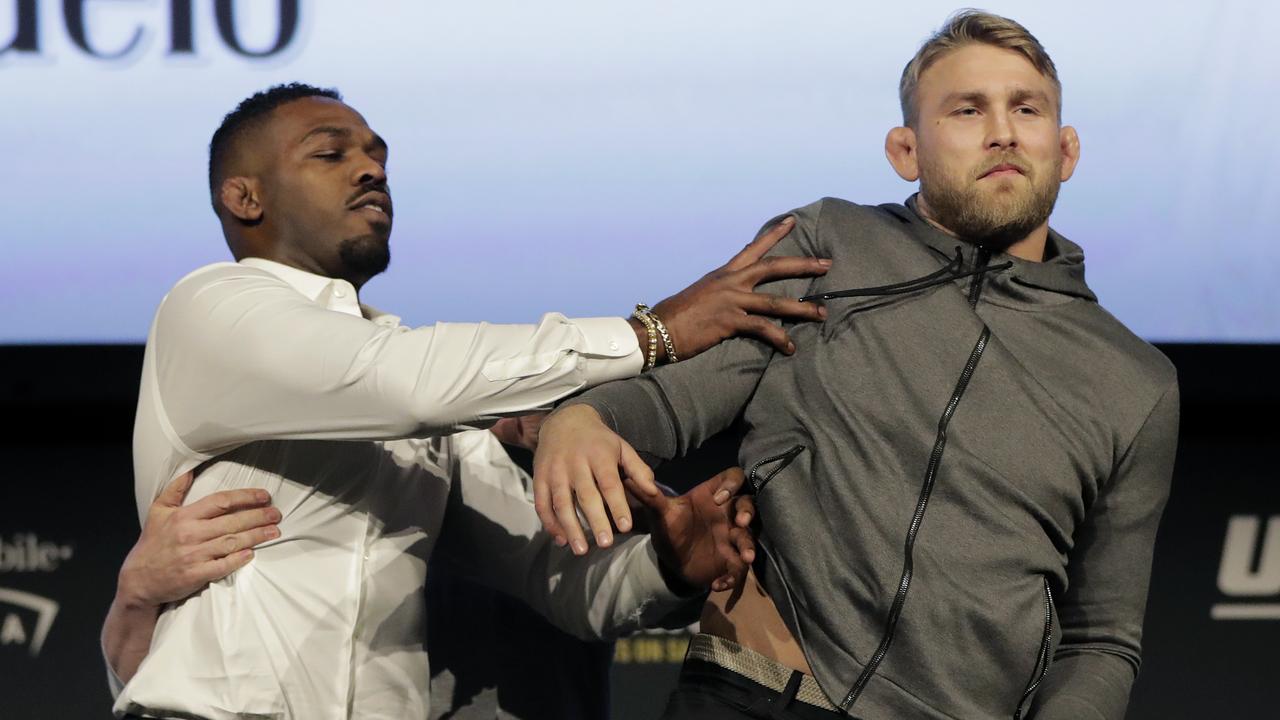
[985,112,1017,151]
[353,154,387,188]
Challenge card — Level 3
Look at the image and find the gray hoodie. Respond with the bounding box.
[569,197,1179,719]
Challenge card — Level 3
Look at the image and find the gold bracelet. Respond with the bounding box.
[633,304,659,372]
[649,310,678,364]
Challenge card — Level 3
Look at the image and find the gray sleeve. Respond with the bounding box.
[564,201,827,459]
[434,431,692,641]
[1031,380,1180,720]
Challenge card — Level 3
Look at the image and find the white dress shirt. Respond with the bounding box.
[115,258,683,720]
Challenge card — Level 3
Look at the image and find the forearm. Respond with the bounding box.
[100,589,159,694]
[563,330,778,465]
[565,376,684,463]
[1029,649,1136,720]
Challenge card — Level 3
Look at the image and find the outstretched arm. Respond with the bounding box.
[154,223,826,468]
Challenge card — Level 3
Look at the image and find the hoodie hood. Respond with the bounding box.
[887,195,1097,305]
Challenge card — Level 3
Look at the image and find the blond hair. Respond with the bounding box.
[899,9,1061,127]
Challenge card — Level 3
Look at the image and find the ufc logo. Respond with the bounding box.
[1212,515,1280,620]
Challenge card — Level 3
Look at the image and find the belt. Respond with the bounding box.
[685,633,839,711]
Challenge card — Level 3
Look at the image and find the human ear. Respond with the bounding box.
[1058,126,1081,182]
[219,177,263,223]
[885,126,920,182]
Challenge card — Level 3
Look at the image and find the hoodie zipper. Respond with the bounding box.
[840,249,996,713]
[840,323,992,712]
[1013,578,1055,720]
[747,444,806,493]
[970,247,1058,720]
[967,248,993,305]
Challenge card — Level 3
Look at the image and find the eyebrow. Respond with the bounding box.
[299,125,389,153]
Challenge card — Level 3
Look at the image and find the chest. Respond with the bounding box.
[747,280,1116,545]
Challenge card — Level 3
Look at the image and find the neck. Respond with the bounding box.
[913,194,1048,263]
[232,236,368,291]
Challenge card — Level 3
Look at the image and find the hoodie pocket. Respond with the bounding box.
[1013,576,1056,720]
[747,444,806,493]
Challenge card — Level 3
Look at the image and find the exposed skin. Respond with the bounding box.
[216,97,394,288]
[536,41,1085,676]
[885,44,1080,262]
[632,468,760,594]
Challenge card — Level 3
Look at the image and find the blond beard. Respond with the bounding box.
[919,154,1061,252]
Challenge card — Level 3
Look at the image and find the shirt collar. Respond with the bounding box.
[238,257,401,326]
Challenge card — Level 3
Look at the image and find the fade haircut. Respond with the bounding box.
[208,82,342,215]
[898,9,1061,127]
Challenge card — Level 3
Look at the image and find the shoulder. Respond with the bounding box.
[808,197,933,250]
[1080,302,1178,394]
[767,197,906,257]
[1066,303,1179,450]
[166,260,289,297]
[150,261,317,351]
[158,261,302,317]
[790,197,904,231]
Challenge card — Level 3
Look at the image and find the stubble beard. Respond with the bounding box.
[339,233,391,282]
[919,154,1062,252]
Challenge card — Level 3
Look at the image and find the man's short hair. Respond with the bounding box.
[898,10,1061,127]
[208,82,342,215]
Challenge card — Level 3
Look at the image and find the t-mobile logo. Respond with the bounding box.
[0,588,59,656]
[1213,515,1280,620]
[0,533,74,572]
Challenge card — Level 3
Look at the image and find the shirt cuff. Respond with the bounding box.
[571,316,643,386]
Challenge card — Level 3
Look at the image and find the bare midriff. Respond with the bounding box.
[699,564,813,675]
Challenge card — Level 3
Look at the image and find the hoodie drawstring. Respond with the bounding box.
[801,248,1012,303]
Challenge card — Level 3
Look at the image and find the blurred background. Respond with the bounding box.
[1,1,1276,717]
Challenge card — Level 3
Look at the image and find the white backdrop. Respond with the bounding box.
[3,0,1277,342]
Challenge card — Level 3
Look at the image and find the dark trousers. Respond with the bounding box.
[659,659,850,720]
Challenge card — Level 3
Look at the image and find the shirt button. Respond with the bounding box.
[333,286,347,298]
[609,340,619,351]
